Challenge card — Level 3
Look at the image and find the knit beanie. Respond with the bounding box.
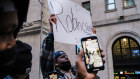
[55,51,66,60]
[11,40,32,75]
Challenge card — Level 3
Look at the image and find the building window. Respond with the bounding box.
[123,0,135,8]
[113,37,140,79]
[106,0,116,11]
[112,37,140,61]
[82,1,91,11]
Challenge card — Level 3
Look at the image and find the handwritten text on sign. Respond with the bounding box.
[48,0,95,45]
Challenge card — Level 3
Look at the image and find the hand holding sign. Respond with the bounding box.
[49,14,57,33]
[49,14,57,24]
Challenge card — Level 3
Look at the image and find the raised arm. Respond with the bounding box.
[40,14,57,79]
[48,14,57,33]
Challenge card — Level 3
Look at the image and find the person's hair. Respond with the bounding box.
[0,0,29,37]
[10,40,32,76]
[13,0,29,38]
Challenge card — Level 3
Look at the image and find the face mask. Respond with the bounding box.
[59,61,71,72]
[0,45,16,78]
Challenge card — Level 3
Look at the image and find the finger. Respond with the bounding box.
[100,49,103,52]
[50,14,55,21]
[92,27,96,34]
[92,29,95,34]
[50,14,55,17]
[78,49,84,61]
[50,15,57,24]
[54,18,57,24]
[92,31,96,34]
[91,27,95,33]
[101,53,105,58]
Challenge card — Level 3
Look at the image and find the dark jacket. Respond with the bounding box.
[40,33,76,79]
[40,32,55,78]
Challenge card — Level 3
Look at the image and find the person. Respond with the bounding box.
[0,0,32,79]
[10,40,32,79]
[40,14,105,79]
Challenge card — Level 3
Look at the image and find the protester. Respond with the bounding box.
[40,14,105,79]
[0,0,32,79]
[10,40,32,79]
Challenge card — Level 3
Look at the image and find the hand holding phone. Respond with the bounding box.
[81,36,104,72]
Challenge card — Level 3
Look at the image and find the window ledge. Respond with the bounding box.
[105,9,117,13]
[123,5,136,10]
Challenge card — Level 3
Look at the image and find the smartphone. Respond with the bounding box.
[48,71,58,79]
[81,36,104,72]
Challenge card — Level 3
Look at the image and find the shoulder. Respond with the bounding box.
[16,40,32,51]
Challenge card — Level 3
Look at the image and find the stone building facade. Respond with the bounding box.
[17,0,140,79]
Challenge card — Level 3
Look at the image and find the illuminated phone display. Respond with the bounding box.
[49,74,58,79]
[81,36,104,71]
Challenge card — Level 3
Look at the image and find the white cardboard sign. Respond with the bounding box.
[48,0,95,45]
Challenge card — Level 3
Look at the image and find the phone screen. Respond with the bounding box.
[49,73,58,79]
[82,37,103,70]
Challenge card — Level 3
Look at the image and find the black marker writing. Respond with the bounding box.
[50,0,92,35]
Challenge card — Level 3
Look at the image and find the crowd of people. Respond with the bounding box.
[0,0,105,79]
[40,14,105,79]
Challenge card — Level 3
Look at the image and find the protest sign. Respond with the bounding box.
[48,0,95,45]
